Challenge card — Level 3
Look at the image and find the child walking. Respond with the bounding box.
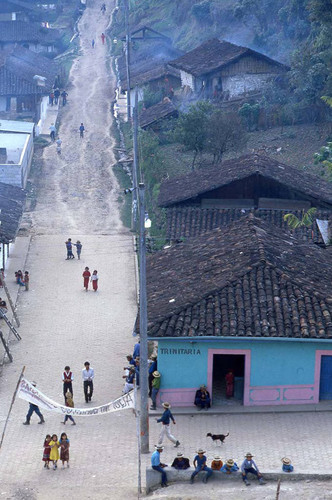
[62,390,76,425]
[43,434,51,469]
[60,432,70,468]
[24,271,29,291]
[82,267,91,291]
[91,270,98,292]
[49,434,60,470]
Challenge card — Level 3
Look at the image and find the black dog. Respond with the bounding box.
[206,432,229,444]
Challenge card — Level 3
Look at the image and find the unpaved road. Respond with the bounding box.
[33,2,121,235]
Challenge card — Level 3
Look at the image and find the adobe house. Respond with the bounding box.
[158,154,332,244]
[0,21,62,54]
[169,38,288,99]
[144,216,332,407]
[0,45,59,125]
[139,98,178,130]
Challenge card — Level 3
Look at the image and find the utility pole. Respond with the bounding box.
[131,87,139,232]
[124,0,131,119]
[139,182,149,454]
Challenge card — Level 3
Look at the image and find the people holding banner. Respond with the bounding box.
[82,361,94,403]
[22,381,45,425]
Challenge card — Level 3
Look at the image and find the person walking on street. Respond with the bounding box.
[62,390,76,425]
[49,123,56,142]
[54,88,60,105]
[83,267,91,291]
[65,239,74,260]
[61,90,68,106]
[56,137,62,155]
[92,39,95,48]
[24,271,29,291]
[23,382,45,425]
[62,366,74,399]
[190,449,213,484]
[101,3,106,14]
[72,240,82,259]
[79,123,85,138]
[101,33,106,45]
[49,91,54,106]
[156,402,180,447]
[151,445,168,488]
[91,270,98,291]
[82,361,94,402]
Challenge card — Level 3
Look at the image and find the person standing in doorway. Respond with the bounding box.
[83,267,91,291]
[22,382,45,425]
[156,402,180,447]
[91,270,98,292]
[82,361,94,403]
[101,33,105,45]
[62,366,73,399]
[79,123,85,138]
[225,370,234,399]
[73,240,82,260]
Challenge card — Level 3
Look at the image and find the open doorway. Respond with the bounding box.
[212,354,245,405]
[319,355,332,400]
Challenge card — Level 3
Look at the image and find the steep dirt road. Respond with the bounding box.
[33,2,121,235]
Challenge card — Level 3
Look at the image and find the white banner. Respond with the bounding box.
[18,377,135,416]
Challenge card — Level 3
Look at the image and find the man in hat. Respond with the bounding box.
[23,382,45,425]
[82,361,94,403]
[211,455,223,470]
[151,445,168,487]
[221,458,239,473]
[148,354,158,396]
[190,449,213,483]
[156,402,180,447]
[150,371,161,410]
[241,453,265,486]
[123,366,135,394]
[194,384,211,411]
[171,452,190,470]
[281,457,293,472]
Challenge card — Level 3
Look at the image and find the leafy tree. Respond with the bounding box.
[142,86,164,109]
[284,208,317,229]
[138,129,165,186]
[238,103,260,131]
[173,101,213,169]
[314,143,332,173]
[191,1,211,23]
[206,111,247,163]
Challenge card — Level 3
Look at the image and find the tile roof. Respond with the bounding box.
[0,182,26,242]
[0,21,61,43]
[145,216,332,339]
[165,206,330,244]
[139,98,178,129]
[158,154,332,208]
[0,46,58,95]
[120,63,180,91]
[169,38,287,77]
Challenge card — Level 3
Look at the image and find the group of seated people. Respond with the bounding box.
[170,450,293,484]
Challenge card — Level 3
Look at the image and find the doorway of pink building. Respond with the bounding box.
[212,354,245,405]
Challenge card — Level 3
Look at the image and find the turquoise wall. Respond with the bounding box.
[156,339,332,388]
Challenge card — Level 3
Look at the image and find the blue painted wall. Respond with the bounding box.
[156,339,332,389]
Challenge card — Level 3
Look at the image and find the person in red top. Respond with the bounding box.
[225,370,234,398]
[101,33,105,45]
[82,267,91,291]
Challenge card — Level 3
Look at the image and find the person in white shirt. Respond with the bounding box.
[82,361,94,403]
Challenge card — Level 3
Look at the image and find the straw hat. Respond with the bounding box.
[150,354,157,360]
[155,445,164,450]
[65,390,72,397]
[214,455,222,461]
[245,452,254,458]
[176,452,183,458]
[281,457,291,465]
[200,384,207,389]
[162,402,171,409]
[226,459,235,467]
[196,448,206,454]
[153,371,160,378]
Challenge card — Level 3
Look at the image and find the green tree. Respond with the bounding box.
[138,129,165,186]
[173,101,213,169]
[284,208,317,229]
[238,102,260,131]
[314,143,332,173]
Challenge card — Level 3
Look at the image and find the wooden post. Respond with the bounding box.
[0,331,13,363]
[0,275,20,327]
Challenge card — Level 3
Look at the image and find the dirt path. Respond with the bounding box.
[33,2,121,235]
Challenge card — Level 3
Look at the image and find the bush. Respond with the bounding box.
[191,1,211,23]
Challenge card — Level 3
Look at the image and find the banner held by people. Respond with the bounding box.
[18,377,134,416]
